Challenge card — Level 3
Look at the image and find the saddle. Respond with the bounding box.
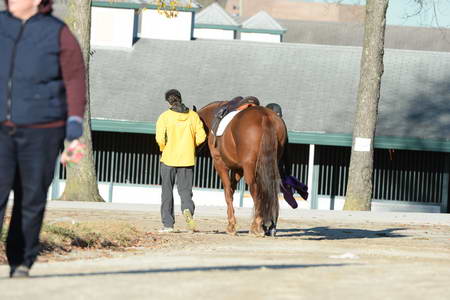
[211,96,260,136]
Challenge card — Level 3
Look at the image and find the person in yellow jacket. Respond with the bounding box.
[155,89,206,232]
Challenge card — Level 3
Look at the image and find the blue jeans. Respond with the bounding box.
[0,125,64,268]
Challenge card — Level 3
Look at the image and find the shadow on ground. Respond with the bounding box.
[276,227,408,240]
[206,227,408,240]
[3,263,355,279]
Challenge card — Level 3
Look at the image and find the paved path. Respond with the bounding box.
[46,200,450,225]
[1,202,449,300]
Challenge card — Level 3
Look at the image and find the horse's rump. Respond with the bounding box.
[229,107,281,227]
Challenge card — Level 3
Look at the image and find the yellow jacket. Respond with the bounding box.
[155,108,206,167]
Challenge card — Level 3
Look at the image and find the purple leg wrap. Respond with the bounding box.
[280,183,298,209]
[282,176,309,201]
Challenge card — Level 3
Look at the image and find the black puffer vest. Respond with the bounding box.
[0,11,67,125]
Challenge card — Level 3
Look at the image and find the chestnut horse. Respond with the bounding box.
[197,101,287,236]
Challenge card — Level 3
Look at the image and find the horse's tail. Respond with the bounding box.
[256,116,280,228]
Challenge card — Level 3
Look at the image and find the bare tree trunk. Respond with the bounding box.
[344,0,388,211]
[61,0,103,202]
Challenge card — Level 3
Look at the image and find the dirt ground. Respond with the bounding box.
[1,204,450,300]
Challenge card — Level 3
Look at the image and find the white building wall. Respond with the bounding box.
[316,196,441,213]
[91,7,135,48]
[240,32,281,43]
[44,181,441,213]
[139,9,193,40]
[194,28,235,40]
[47,181,307,209]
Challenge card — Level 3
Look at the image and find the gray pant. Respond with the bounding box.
[160,163,195,228]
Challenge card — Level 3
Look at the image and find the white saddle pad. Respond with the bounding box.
[216,111,241,136]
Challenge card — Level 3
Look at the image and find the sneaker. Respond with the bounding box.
[183,209,197,231]
[10,265,30,278]
[158,227,174,233]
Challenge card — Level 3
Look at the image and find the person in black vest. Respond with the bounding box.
[265,103,309,208]
[0,0,86,278]
[265,103,283,118]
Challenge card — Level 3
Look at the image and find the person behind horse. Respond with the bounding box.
[265,103,309,207]
[266,103,283,118]
[155,89,206,233]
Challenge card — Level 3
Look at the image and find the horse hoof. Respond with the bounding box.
[269,228,277,237]
[264,228,276,237]
[251,230,265,238]
[227,225,237,235]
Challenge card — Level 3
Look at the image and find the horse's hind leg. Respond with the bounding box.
[213,159,238,235]
[244,170,265,237]
[229,169,243,233]
[250,182,265,237]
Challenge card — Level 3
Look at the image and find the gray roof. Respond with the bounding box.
[195,2,238,26]
[279,19,450,52]
[241,11,286,32]
[90,39,450,141]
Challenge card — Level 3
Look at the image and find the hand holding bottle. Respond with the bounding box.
[60,139,86,166]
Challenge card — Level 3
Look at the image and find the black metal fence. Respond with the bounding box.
[59,131,448,204]
[315,145,447,203]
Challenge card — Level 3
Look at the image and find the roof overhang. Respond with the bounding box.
[238,28,286,35]
[194,24,241,31]
[91,119,450,153]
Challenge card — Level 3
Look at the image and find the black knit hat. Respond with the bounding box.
[266,103,283,118]
[165,89,182,105]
